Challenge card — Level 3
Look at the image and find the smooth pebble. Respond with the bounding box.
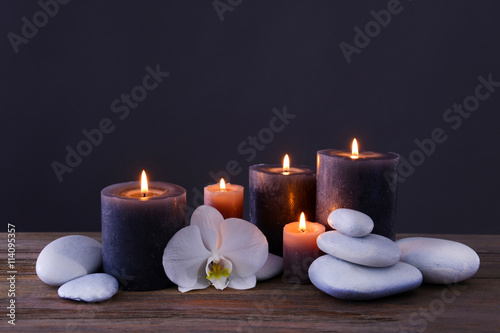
[328,209,374,237]
[36,235,102,286]
[309,255,422,300]
[396,237,480,284]
[256,253,283,281]
[317,231,401,267]
[58,273,119,302]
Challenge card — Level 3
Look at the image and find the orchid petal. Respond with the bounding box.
[179,284,208,293]
[190,205,224,252]
[228,274,257,290]
[178,262,210,293]
[163,225,211,292]
[218,218,268,277]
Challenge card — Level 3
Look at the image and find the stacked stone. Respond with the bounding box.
[308,209,423,300]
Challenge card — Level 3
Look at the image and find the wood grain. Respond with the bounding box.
[1,233,499,332]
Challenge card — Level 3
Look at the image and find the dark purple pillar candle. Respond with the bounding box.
[101,181,186,291]
[249,164,316,255]
[316,150,399,240]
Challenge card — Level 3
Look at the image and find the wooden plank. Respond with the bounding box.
[0,233,499,332]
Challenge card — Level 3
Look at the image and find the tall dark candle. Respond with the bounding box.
[249,163,316,255]
[316,149,399,240]
[101,181,186,291]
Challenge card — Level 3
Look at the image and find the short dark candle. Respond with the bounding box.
[316,150,399,240]
[101,181,186,291]
[249,164,316,255]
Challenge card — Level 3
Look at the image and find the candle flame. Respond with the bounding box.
[220,178,226,190]
[283,154,290,175]
[299,212,306,232]
[141,170,148,197]
[351,138,359,159]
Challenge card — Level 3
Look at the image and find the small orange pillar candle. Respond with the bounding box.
[283,213,325,284]
[204,178,244,219]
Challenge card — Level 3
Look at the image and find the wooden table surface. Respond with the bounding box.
[1,233,499,332]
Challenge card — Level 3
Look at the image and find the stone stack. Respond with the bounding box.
[309,209,423,300]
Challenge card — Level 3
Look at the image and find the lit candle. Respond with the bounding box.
[283,213,325,284]
[316,139,400,240]
[204,178,244,219]
[249,154,316,255]
[101,170,187,291]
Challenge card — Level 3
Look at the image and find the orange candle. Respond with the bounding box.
[204,178,244,219]
[283,213,325,284]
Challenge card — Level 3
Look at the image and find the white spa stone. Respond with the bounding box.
[328,209,374,237]
[58,273,119,302]
[317,231,401,267]
[256,253,283,281]
[36,235,102,286]
[396,237,480,284]
[308,255,422,300]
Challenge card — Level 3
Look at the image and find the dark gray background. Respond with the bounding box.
[1,1,499,233]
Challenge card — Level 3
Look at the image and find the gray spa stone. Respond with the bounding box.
[396,237,480,284]
[309,255,422,300]
[328,209,374,237]
[256,253,283,281]
[36,235,102,286]
[317,231,401,267]
[58,273,119,302]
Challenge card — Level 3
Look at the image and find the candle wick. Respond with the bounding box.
[142,193,146,198]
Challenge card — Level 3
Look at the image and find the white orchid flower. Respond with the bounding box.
[163,205,268,292]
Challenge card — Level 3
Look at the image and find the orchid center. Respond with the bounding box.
[205,256,233,290]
